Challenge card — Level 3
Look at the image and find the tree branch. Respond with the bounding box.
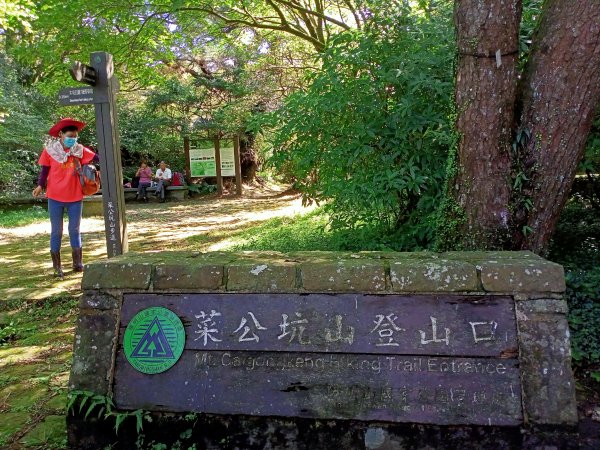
[176,6,324,50]
[275,0,351,30]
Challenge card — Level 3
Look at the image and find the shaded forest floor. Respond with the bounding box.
[0,185,312,449]
[0,185,598,448]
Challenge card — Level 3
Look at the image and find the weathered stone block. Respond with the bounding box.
[300,259,386,291]
[82,262,153,290]
[389,259,478,292]
[517,298,569,315]
[82,196,104,217]
[227,262,297,292]
[69,310,119,394]
[79,291,120,310]
[154,263,223,290]
[516,301,578,426]
[479,261,565,293]
[443,251,541,261]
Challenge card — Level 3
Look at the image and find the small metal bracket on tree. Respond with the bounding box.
[58,52,128,257]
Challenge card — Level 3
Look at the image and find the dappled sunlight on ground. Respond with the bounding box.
[0,346,53,368]
[0,188,311,299]
[0,186,315,447]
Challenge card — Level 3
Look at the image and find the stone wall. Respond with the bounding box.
[69,251,578,449]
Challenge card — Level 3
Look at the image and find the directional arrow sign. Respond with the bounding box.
[69,61,97,86]
[58,87,97,106]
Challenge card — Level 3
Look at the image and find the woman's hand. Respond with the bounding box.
[32,186,44,198]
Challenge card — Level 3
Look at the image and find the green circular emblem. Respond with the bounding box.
[124,307,185,374]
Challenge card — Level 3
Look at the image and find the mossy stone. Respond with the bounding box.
[479,261,565,292]
[389,259,478,292]
[82,261,153,290]
[227,262,297,292]
[154,262,224,290]
[300,259,386,291]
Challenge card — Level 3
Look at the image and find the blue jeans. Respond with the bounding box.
[137,182,151,198]
[48,199,83,252]
[155,180,170,199]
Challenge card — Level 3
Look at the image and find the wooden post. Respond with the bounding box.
[213,137,223,196]
[183,136,191,180]
[90,52,128,257]
[234,134,243,196]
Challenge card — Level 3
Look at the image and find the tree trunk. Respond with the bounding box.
[240,131,259,182]
[516,0,600,253]
[452,0,522,249]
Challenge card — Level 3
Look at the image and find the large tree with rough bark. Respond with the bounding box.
[448,0,600,253]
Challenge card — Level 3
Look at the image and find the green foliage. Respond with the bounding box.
[227,208,412,252]
[229,209,333,252]
[519,0,544,69]
[0,54,52,197]
[67,390,150,435]
[564,267,600,366]
[0,320,18,345]
[256,3,454,250]
[550,199,600,381]
[187,182,217,196]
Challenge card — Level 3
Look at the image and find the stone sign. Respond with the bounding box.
[114,293,522,426]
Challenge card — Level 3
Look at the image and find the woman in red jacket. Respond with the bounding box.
[32,118,97,278]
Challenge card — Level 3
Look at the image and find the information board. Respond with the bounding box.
[114,294,522,426]
[189,141,235,177]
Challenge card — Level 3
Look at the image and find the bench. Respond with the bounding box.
[82,186,188,217]
[96,186,188,201]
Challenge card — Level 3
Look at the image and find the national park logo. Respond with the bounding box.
[124,307,185,374]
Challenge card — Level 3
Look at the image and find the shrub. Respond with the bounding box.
[550,200,600,381]
[255,3,454,250]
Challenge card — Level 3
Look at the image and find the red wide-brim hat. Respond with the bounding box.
[49,118,87,138]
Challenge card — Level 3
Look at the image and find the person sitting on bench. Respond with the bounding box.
[135,161,152,202]
[154,161,172,202]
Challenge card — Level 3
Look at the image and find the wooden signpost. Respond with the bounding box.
[59,52,128,257]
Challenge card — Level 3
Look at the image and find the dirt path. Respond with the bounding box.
[0,186,311,300]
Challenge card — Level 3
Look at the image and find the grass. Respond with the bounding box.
[0,294,76,449]
[0,206,48,228]
[221,207,402,253]
[224,208,333,252]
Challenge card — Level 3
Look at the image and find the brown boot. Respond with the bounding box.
[50,251,64,278]
[72,247,84,272]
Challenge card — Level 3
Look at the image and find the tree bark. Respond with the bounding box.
[516,0,600,253]
[452,0,523,249]
[240,132,259,182]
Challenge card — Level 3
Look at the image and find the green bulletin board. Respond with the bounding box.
[189,140,235,177]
